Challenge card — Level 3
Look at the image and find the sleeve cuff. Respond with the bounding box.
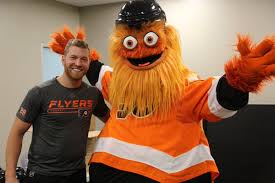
[216,75,249,110]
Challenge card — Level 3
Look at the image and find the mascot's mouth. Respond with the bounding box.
[127,53,162,67]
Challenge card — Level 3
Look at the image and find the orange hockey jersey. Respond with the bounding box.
[89,65,241,183]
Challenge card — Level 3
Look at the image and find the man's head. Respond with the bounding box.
[62,39,90,81]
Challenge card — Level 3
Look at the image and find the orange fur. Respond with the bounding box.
[48,25,100,61]
[109,22,191,118]
[236,34,254,56]
[225,35,275,93]
[112,21,166,60]
[62,25,75,40]
[90,49,101,61]
[50,32,67,47]
[48,42,65,55]
[76,26,86,40]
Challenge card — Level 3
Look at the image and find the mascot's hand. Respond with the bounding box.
[48,25,100,61]
[225,35,275,93]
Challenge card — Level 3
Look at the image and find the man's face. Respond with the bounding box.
[62,46,90,81]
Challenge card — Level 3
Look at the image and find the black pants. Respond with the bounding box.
[89,163,212,183]
[22,168,86,183]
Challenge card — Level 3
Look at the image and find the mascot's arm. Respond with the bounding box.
[225,35,275,93]
[182,76,248,123]
[182,35,275,122]
[215,75,248,111]
[201,35,275,122]
[86,61,113,101]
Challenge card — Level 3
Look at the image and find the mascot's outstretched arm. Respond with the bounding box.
[225,35,275,93]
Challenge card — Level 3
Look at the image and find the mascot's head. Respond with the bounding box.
[109,0,191,118]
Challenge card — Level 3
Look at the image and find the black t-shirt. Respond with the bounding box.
[16,78,109,176]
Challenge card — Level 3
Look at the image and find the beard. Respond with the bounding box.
[64,67,86,81]
[109,25,191,118]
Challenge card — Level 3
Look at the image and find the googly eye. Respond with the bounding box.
[123,36,138,50]
[144,32,159,47]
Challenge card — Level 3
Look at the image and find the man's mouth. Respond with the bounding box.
[127,53,162,67]
[71,68,82,72]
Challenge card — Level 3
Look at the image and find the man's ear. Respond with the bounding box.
[61,55,65,65]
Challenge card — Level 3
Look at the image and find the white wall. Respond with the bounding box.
[0,0,79,168]
[80,3,121,65]
[80,0,275,105]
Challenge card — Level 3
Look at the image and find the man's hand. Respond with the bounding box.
[225,35,275,92]
[5,118,31,183]
[5,175,19,183]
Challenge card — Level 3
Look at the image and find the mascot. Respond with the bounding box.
[49,0,275,182]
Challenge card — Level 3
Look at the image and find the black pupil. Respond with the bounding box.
[127,40,133,46]
[147,36,153,43]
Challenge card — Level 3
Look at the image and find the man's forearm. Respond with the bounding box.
[5,132,24,179]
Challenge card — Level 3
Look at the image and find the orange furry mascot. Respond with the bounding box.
[49,1,275,182]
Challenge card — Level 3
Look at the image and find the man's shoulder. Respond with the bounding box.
[82,81,99,91]
[81,81,102,97]
[37,78,56,90]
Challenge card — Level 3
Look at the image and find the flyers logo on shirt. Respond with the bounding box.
[78,109,89,118]
[47,99,93,115]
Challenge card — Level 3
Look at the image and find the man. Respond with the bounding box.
[5,39,110,183]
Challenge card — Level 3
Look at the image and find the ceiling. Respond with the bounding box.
[56,0,126,7]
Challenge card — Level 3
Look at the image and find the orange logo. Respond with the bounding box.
[47,100,94,114]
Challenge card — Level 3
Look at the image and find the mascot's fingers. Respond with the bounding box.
[48,42,64,55]
[237,34,253,57]
[50,32,67,47]
[89,49,101,61]
[76,26,86,40]
[264,64,275,76]
[263,48,275,65]
[265,35,275,45]
[249,39,273,58]
[62,26,75,40]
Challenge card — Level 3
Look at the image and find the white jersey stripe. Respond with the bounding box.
[95,65,113,91]
[208,76,237,119]
[93,137,215,174]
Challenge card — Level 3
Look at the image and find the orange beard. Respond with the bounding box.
[109,23,191,118]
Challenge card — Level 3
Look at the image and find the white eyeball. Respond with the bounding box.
[144,32,159,47]
[123,36,138,50]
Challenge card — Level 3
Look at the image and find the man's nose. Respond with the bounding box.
[75,58,82,66]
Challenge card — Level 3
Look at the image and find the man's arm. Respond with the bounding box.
[5,118,31,183]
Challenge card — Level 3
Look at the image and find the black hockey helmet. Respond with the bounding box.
[116,0,166,28]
